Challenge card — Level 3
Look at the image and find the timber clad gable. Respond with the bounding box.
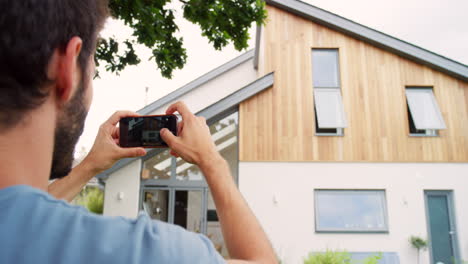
[239,6,468,162]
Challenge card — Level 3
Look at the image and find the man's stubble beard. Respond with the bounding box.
[49,80,89,180]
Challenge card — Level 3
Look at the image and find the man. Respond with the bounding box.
[0,1,277,263]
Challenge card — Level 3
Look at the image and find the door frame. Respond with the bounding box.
[140,186,208,234]
[424,190,461,264]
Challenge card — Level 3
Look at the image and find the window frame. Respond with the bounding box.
[314,189,389,233]
[313,89,347,135]
[312,48,346,136]
[314,107,344,136]
[406,103,439,137]
[405,86,445,137]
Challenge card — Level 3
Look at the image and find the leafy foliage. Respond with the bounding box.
[362,253,382,264]
[96,0,267,78]
[96,38,140,75]
[304,251,352,264]
[409,236,428,250]
[303,250,382,264]
[75,187,104,214]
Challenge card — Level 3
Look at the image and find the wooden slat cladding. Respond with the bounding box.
[239,6,468,162]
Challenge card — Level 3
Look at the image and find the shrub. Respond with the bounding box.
[362,253,382,264]
[304,250,352,264]
[304,250,382,264]
[75,187,104,214]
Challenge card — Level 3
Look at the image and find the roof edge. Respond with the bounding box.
[138,49,256,115]
[266,0,468,82]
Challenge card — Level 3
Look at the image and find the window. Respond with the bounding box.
[405,87,446,136]
[314,89,347,130]
[141,111,238,183]
[312,49,347,136]
[175,112,238,182]
[141,150,171,180]
[312,50,340,88]
[315,190,388,232]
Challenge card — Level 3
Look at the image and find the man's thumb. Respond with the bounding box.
[160,128,178,147]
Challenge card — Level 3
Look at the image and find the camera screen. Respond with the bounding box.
[120,115,177,148]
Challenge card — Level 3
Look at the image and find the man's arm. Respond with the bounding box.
[48,111,146,202]
[161,102,278,264]
[48,158,100,202]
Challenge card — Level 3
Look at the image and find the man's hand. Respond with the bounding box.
[160,102,222,168]
[83,111,147,175]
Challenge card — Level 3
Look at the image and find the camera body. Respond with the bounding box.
[119,115,178,148]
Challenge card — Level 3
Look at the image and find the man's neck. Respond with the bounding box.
[0,102,56,191]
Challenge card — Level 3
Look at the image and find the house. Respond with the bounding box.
[97,0,468,263]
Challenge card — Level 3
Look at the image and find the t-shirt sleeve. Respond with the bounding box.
[82,212,226,264]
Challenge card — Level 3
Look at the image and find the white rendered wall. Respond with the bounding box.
[147,59,257,115]
[103,159,141,218]
[239,162,468,264]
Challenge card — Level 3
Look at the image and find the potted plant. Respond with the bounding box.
[410,236,428,264]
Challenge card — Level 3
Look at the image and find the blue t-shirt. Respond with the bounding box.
[0,185,225,264]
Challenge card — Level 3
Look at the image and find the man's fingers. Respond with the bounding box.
[106,111,140,127]
[165,101,193,121]
[177,121,184,136]
[111,126,120,139]
[160,128,179,149]
[119,147,146,158]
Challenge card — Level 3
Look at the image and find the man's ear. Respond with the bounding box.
[52,37,83,105]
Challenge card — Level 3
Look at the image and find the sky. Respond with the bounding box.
[75,0,468,156]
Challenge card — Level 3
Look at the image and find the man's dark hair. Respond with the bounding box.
[0,0,108,130]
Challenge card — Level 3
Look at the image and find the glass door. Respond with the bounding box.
[141,188,171,222]
[174,188,204,233]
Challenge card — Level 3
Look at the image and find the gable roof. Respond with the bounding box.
[264,0,468,82]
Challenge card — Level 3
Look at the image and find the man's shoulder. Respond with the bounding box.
[0,184,91,218]
[0,184,150,231]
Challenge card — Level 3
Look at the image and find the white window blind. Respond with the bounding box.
[406,88,446,130]
[314,89,347,128]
